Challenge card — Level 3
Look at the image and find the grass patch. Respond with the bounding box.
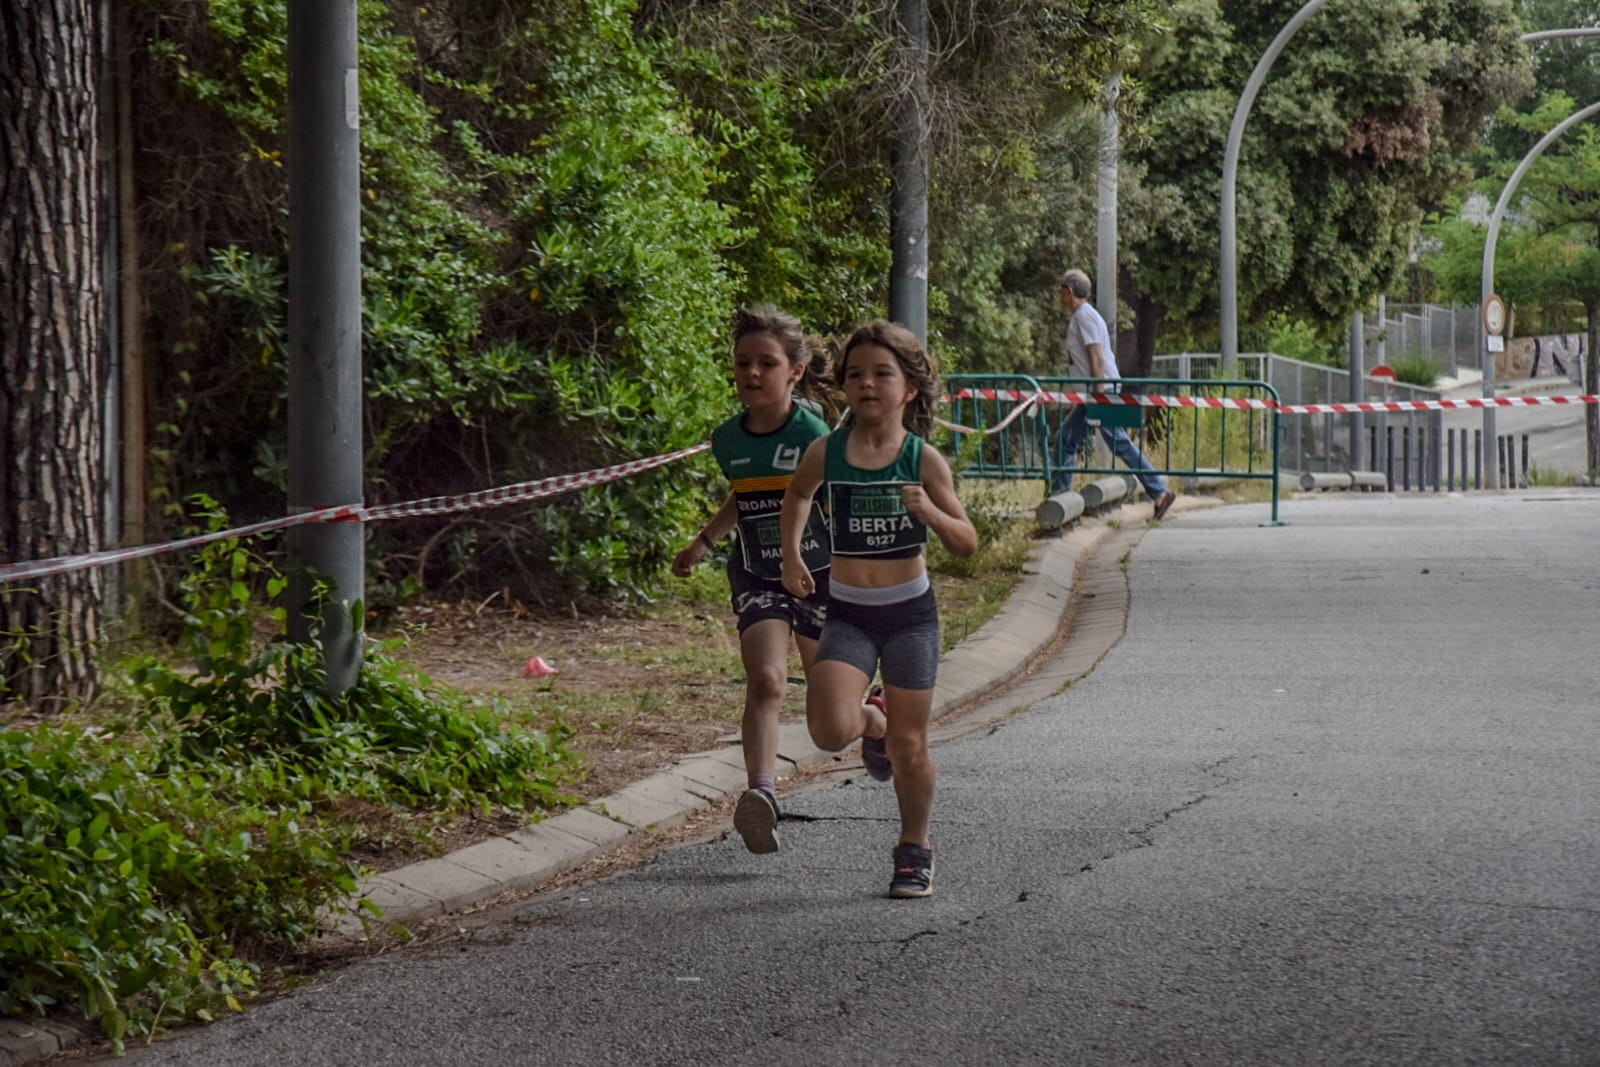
[1526,463,1582,487]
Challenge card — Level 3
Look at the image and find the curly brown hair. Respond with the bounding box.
[837,320,939,438]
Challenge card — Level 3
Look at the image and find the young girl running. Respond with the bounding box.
[779,320,977,898]
[672,305,835,855]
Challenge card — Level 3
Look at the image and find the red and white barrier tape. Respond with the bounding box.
[363,443,709,521]
[9,388,1597,585]
[934,392,1043,434]
[0,443,709,585]
[945,387,1600,414]
[947,387,1273,410]
[1276,395,1599,414]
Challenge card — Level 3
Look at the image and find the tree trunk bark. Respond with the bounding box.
[1119,263,1164,381]
[0,1,107,712]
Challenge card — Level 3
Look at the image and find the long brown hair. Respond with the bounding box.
[730,305,839,419]
[837,320,939,438]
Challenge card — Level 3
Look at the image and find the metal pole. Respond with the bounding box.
[1098,70,1121,341]
[1400,427,1409,490]
[1479,97,1600,489]
[1348,310,1365,469]
[888,0,929,344]
[1220,0,1330,373]
[287,0,364,692]
[1431,410,1444,491]
[1521,28,1600,43]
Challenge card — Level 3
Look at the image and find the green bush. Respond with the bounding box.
[0,506,582,1046]
[0,726,353,1050]
[1389,352,1440,388]
[128,508,579,813]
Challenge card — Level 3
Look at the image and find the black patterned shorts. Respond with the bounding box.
[728,564,829,640]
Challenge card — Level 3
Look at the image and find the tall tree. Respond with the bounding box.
[1122,0,1531,362]
[0,2,107,711]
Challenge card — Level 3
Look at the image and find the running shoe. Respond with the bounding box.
[889,842,934,898]
[861,686,892,782]
[733,786,780,854]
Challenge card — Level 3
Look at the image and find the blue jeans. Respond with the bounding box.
[1051,405,1169,498]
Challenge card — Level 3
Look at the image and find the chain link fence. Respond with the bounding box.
[1151,352,1442,477]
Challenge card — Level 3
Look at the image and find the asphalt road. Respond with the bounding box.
[99,491,1600,1067]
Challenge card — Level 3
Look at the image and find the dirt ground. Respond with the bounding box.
[396,603,751,791]
[360,596,808,868]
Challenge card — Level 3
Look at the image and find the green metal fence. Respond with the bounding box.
[943,373,1284,525]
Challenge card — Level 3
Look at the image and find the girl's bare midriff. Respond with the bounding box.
[830,553,925,589]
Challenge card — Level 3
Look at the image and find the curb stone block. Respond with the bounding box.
[385,857,503,914]
[448,834,589,893]
[593,775,702,831]
[0,1023,67,1067]
[667,755,746,799]
[542,806,632,848]
[356,873,446,927]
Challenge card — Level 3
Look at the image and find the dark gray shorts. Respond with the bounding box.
[815,587,941,690]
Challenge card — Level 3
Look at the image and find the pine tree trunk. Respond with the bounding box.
[0,2,106,712]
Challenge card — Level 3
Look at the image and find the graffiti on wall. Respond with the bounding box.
[1501,334,1586,379]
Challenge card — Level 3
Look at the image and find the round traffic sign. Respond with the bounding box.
[1483,294,1507,336]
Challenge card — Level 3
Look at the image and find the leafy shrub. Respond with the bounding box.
[128,510,579,813]
[0,504,581,1045]
[1389,352,1440,388]
[0,726,353,1050]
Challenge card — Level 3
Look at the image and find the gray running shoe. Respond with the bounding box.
[889,842,934,898]
[733,787,780,854]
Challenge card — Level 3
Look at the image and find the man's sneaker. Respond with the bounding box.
[861,686,892,782]
[1152,489,1176,520]
[889,842,934,898]
[733,787,780,854]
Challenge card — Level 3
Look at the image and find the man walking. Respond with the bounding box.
[1051,268,1176,519]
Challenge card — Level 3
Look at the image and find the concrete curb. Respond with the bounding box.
[1,499,1172,1060]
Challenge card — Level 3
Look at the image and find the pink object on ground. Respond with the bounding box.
[521,656,560,678]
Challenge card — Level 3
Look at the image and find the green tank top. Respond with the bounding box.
[823,428,927,559]
[710,404,831,580]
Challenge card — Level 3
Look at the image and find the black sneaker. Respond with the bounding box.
[889,842,934,898]
[733,787,780,854]
[861,686,892,782]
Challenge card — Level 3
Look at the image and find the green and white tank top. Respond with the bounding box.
[824,428,927,559]
[710,404,831,580]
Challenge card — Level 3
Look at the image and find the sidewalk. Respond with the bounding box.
[1435,366,1579,397]
[0,495,1187,1066]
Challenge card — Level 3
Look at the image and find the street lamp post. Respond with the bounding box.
[1220,0,1330,375]
[1474,28,1600,486]
[1478,97,1600,487]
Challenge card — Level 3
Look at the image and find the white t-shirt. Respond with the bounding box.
[1067,302,1119,381]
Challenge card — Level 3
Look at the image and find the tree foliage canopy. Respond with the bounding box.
[1124,0,1530,351]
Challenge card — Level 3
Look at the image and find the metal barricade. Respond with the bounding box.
[941,374,1054,482]
[943,374,1284,525]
